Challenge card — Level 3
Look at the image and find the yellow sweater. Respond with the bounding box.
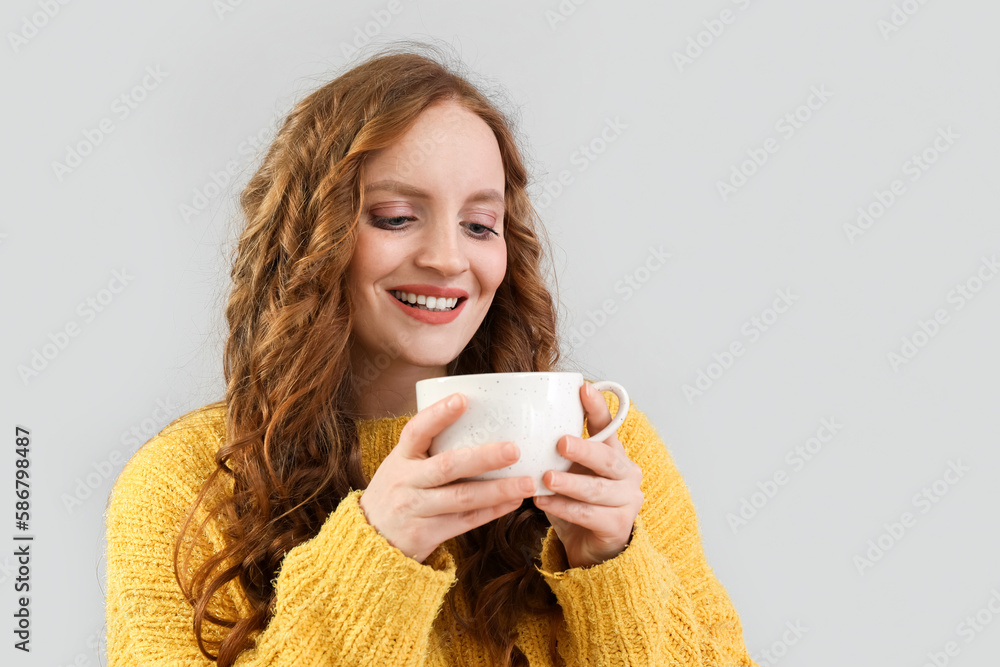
[104,391,757,666]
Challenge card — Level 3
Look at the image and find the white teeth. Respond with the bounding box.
[391,290,459,311]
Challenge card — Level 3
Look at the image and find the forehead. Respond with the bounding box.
[363,100,505,192]
[391,100,491,150]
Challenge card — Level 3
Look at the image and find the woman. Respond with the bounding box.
[104,43,757,666]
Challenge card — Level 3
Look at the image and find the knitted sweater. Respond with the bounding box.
[104,390,757,666]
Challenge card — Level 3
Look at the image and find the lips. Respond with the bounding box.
[388,289,467,324]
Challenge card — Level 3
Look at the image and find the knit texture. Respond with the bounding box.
[104,390,757,666]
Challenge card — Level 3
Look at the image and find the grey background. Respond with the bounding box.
[2,1,999,665]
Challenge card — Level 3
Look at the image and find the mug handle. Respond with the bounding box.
[584,381,630,442]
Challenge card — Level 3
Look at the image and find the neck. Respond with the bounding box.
[350,346,451,420]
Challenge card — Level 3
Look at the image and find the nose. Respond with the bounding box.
[413,215,469,276]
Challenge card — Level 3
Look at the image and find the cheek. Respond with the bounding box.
[479,243,507,293]
[344,257,364,295]
[347,233,391,291]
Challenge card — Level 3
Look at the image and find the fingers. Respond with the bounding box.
[543,468,641,509]
[537,434,643,514]
[397,392,466,459]
[472,497,528,524]
[439,496,526,537]
[419,439,521,488]
[412,437,535,519]
[421,475,536,518]
[534,492,637,538]
[558,435,637,481]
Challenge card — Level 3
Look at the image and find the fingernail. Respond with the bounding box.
[520,478,534,493]
[447,394,461,409]
[563,438,574,455]
[504,442,519,459]
[585,383,595,397]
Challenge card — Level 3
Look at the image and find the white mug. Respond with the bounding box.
[414,372,630,496]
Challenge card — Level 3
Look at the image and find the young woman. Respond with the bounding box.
[104,43,757,667]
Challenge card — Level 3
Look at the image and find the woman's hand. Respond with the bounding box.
[359,392,537,564]
[533,382,644,569]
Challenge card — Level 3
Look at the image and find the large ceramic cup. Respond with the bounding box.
[415,372,629,496]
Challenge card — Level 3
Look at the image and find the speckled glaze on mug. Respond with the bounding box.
[414,372,629,495]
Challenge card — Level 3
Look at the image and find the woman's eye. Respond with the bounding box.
[371,215,414,229]
[370,215,499,240]
[465,222,500,239]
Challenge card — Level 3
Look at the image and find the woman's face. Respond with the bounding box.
[347,99,507,375]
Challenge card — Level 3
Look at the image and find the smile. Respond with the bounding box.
[387,290,467,324]
[390,290,461,311]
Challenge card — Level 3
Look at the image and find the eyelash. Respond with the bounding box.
[370,215,500,240]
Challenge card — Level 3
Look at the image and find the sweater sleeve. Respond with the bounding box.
[104,426,458,666]
[534,397,757,667]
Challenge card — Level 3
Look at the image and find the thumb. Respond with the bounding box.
[399,392,466,459]
[582,382,611,435]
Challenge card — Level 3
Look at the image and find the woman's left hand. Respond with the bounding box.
[534,382,644,569]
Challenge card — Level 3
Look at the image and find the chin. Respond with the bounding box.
[409,353,463,369]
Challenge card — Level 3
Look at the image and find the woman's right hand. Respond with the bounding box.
[358,392,537,563]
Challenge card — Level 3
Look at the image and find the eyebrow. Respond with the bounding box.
[364,179,505,211]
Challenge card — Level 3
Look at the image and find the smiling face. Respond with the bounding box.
[346,99,508,395]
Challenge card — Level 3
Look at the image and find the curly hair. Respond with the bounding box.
[172,41,568,666]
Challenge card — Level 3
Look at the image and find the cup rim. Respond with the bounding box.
[415,371,583,388]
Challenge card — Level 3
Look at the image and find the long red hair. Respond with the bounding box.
[173,41,566,666]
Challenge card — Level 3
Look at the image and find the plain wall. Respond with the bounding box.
[2,1,999,664]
